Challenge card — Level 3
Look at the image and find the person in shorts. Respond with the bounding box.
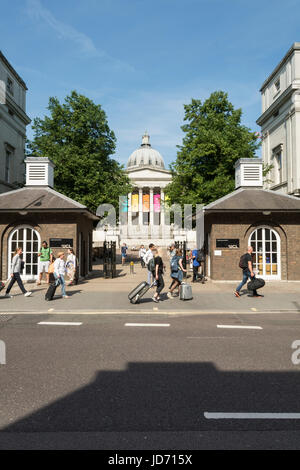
[37,241,53,285]
[121,243,128,266]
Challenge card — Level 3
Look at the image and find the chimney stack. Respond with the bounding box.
[235,158,263,189]
[25,157,55,188]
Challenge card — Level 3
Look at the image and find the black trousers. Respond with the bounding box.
[193,265,199,281]
[6,273,27,294]
[156,274,165,295]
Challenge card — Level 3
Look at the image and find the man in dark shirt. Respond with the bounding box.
[235,246,261,298]
[151,249,165,303]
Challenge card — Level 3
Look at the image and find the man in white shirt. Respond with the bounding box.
[139,245,147,268]
[54,252,69,298]
[143,243,155,284]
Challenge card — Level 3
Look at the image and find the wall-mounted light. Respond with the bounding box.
[19,211,28,216]
[262,211,271,215]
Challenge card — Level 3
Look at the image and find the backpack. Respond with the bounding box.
[171,255,179,272]
[147,257,155,272]
[239,254,249,269]
[196,251,203,264]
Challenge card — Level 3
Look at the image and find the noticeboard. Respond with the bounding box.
[216,239,239,249]
[50,238,74,249]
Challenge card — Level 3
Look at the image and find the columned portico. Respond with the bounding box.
[118,132,196,247]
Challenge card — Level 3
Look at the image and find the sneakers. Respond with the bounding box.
[234,291,240,298]
[152,296,159,303]
[5,294,12,298]
[63,295,70,299]
[167,292,173,299]
[24,291,32,297]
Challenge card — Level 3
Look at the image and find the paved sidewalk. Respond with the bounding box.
[0,261,299,314]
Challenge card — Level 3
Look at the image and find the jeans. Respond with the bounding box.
[6,272,27,294]
[147,270,154,285]
[54,273,66,297]
[155,274,165,295]
[236,269,257,295]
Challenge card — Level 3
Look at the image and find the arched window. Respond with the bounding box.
[8,226,40,280]
[248,227,281,280]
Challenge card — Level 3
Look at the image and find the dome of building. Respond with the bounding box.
[127,132,165,169]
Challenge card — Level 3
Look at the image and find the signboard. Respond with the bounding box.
[143,194,150,212]
[50,238,73,248]
[214,250,222,256]
[216,239,239,249]
[154,194,161,212]
[131,194,139,212]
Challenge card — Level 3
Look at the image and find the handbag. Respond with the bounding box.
[48,262,55,274]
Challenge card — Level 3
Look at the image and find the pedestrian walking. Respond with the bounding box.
[151,248,165,303]
[167,248,187,298]
[37,241,53,285]
[121,243,128,266]
[234,246,262,298]
[143,243,155,285]
[139,245,146,268]
[192,249,201,282]
[66,248,77,285]
[5,248,32,298]
[54,252,69,299]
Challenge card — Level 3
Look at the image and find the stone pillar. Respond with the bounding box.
[150,188,154,226]
[160,188,165,226]
[128,192,132,225]
[139,188,143,226]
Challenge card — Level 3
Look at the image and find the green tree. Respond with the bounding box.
[165,91,260,206]
[26,91,131,213]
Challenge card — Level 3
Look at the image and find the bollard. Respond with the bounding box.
[130,261,135,274]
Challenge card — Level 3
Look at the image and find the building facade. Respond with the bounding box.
[202,159,300,281]
[0,51,31,193]
[93,132,196,248]
[0,158,97,282]
[257,42,300,196]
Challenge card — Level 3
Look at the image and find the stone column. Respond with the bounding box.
[128,192,132,225]
[150,188,154,226]
[160,188,165,226]
[139,188,143,226]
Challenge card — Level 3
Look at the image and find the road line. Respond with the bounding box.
[38,321,82,326]
[204,412,300,419]
[125,323,170,327]
[217,325,262,330]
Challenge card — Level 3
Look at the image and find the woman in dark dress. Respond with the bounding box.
[151,249,165,303]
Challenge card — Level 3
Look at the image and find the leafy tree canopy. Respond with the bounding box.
[26,90,132,213]
[165,91,260,206]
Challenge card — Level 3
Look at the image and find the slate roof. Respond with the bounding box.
[204,188,300,212]
[0,186,98,219]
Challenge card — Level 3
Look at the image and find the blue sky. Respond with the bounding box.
[1,0,299,167]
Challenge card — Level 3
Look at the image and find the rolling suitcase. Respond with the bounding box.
[128,281,155,304]
[45,282,58,301]
[247,277,265,291]
[180,282,193,301]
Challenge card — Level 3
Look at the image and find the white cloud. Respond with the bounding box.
[26,0,134,71]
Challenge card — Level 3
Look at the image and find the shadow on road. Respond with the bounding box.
[2,362,300,435]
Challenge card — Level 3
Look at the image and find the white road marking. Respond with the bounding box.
[204,412,300,419]
[48,308,54,312]
[125,323,170,327]
[217,325,262,330]
[38,321,82,326]
[251,308,257,311]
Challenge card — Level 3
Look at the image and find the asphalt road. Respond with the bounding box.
[0,311,300,449]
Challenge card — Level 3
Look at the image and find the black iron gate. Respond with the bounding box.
[103,241,117,278]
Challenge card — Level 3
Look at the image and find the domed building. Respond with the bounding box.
[93,132,195,249]
[124,132,172,231]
